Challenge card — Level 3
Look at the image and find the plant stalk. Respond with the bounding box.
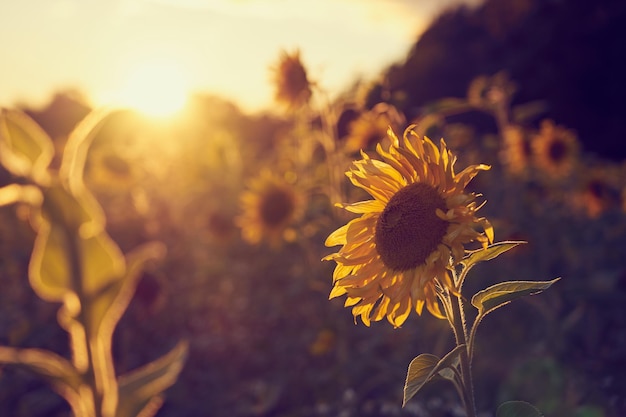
[448,290,477,417]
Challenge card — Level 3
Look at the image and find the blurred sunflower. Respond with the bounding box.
[324,126,493,327]
[272,49,312,109]
[343,104,403,154]
[236,171,304,247]
[500,124,531,177]
[573,166,622,219]
[531,119,579,180]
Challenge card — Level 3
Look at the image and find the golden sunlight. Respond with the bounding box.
[99,60,190,118]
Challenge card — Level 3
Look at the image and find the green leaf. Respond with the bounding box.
[403,345,464,406]
[60,107,131,193]
[0,184,42,207]
[472,278,561,318]
[423,97,474,114]
[461,241,525,271]
[0,108,54,182]
[511,100,548,124]
[40,183,102,234]
[29,184,124,304]
[496,401,543,417]
[116,341,189,417]
[0,346,82,394]
[87,241,166,340]
[403,354,438,406]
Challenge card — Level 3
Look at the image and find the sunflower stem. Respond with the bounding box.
[448,289,477,417]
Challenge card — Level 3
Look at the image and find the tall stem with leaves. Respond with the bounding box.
[404,242,559,417]
[0,108,188,417]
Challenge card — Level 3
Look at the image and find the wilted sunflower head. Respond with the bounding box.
[236,171,304,247]
[531,119,579,180]
[324,126,493,328]
[272,49,312,109]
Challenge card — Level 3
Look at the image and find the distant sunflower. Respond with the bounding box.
[500,124,531,177]
[324,126,493,327]
[272,50,312,109]
[531,120,579,180]
[574,166,622,219]
[237,172,303,246]
[343,104,403,154]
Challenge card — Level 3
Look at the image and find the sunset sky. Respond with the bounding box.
[0,0,480,115]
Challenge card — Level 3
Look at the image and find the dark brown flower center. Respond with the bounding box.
[259,186,295,227]
[548,139,568,162]
[375,182,448,271]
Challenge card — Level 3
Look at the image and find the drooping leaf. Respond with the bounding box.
[511,100,548,124]
[28,183,123,304]
[472,278,561,318]
[423,97,474,115]
[76,234,126,343]
[60,107,131,193]
[39,183,101,233]
[403,354,438,406]
[496,401,543,417]
[461,241,526,271]
[116,341,189,417]
[29,218,73,302]
[0,184,42,207]
[0,346,82,393]
[0,108,54,182]
[403,345,465,406]
[86,241,166,340]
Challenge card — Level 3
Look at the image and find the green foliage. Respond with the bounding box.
[0,108,53,183]
[461,241,525,271]
[471,278,561,319]
[497,401,544,417]
[402,239,560,415]
[403,345,464,406]
[0,108,188,417]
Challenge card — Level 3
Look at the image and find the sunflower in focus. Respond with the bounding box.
[531,119,579,180]
[236,171,304,247]
[272,49,312,109]
[324,126,493,327]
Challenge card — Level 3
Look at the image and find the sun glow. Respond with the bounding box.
[101,60,190,118]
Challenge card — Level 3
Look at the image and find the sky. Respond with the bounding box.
[0,0,481,115]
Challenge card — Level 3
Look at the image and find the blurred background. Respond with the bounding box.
[1,0,625,416]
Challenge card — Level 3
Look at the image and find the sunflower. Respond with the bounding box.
[499,124,531,177]
[573,165,622,219]
[324,126,493,328]
[343,104,403,154]
[531,119,579,180]
[272,49,312,109]
[236,171,304,247]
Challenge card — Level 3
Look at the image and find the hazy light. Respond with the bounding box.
[98,60,190,119]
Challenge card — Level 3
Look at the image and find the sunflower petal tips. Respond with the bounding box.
[481,218,495,244]
[329,285,347,299]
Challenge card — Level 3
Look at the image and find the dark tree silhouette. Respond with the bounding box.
[378,0,626,160]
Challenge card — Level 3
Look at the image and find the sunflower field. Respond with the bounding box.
[1,1,626,417]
